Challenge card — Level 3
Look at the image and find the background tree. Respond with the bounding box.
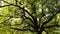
[0,0,60,34]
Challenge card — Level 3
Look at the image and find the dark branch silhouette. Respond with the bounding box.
[11,27,34,32]
[43,29,49,34]
[43,24,60,28]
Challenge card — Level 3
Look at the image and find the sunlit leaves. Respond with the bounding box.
[0,0,60,34]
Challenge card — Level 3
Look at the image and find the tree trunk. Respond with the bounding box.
[37,31,42,34]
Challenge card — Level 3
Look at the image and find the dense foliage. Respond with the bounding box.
[0,0,60,34]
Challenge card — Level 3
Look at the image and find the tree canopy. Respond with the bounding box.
[0,0,60,34]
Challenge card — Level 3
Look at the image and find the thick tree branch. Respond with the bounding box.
[11,27,34,32]
[39,0,48,26]
[43,29,49,34]
[0,1,34,19]
[41,9,60,27]
[43,25,60,28]
[24,16,33,23]
[39,9,60,34]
